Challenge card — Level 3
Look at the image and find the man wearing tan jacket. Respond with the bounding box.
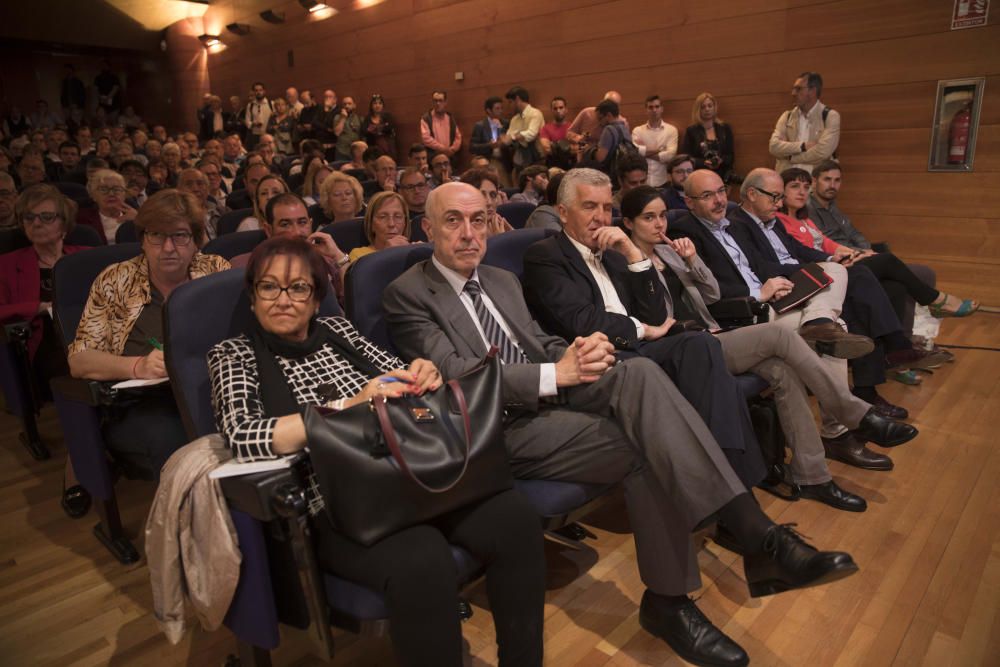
[768,72,840,174]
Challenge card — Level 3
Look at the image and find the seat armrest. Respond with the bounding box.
[708,297,770,328]
[49,375,115,406]
[220,457,308,522]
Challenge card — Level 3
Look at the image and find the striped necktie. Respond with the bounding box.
[463,279,528,365]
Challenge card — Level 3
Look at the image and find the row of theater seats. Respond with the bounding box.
[1,208,762,663]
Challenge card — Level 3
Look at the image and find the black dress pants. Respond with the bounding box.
[630,330,766,489]
[314,488,545,667]
[857,252,939,325]
[102,386,188,480]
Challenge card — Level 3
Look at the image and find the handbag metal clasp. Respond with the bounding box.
[409,407,435,423]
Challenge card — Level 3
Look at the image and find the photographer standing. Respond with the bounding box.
[681,92,737,184]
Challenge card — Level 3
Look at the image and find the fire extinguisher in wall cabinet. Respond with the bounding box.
[948,102,972,164]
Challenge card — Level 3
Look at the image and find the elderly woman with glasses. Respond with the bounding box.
[208,235,543,667]
[0,185,91,517]
[68,189,229,478]
[344,191,412,269]
[317,171,364,226]
[77,169,138,244]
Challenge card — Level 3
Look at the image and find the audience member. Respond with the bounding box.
[332,96,362,162]
[340,141,368,173]
[510,165,548,206]
[121,159,156,207]
[50,141,85,183]
[769,72,840,173]
[663,155,694,210]
[406,143,430,179]
[631,95,678,187]
[177,167,222,239]
[18,153,48,189]
[30,100,61,130]
[419,90,461,164]
[613,155,649,208]
[539,96,570,156]
[317,171,365,225]
[267,98,296,155]
[524,172,564,232]
[348,191,412,265]
[0,173,16,228]
[398,167,430,222]
[198,95,226,142]
[429,152,455,188]
[244,82,273,150]
[302,160,332,207]
[285,87,304,116]
[592,99,635,184]
[78,168,137,243]
[568,90,628,149]
[228,162,270,210]
[469,96,510,187]
[197,158,228,204]
[501,86,545,177]
[94,60,122,116]
[362,93,397,160]
[458,167,512,236]
[681,93,736,183]
[238,174,288,232]
[210,235,543,666]
[69,189,228,478]
[2,106,32,139]
[372,155,398,194]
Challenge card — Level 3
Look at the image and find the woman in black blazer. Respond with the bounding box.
[680,93,736,183]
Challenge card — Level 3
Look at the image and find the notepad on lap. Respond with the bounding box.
[772,263,833,314]
[209,456,298,479]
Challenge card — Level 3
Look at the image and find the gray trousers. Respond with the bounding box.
[716,323,872,485]
[505,357,746,595]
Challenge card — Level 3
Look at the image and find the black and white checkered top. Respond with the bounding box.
[208,316,404,516]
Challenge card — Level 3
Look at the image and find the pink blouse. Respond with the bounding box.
[776,212,840,255]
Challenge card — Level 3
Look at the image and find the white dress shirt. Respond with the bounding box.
[631,120,679,187]
[432,256,557,397]
[565,234,651,339]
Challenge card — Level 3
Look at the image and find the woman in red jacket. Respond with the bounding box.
[777,168,978,319]
[0,184,90,517]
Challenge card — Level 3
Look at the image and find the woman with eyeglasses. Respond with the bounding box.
[208,235,544,667]
[345,191,413,269]
[0,185,93,516]
[76,169,138,244]
[362,94,397,161]
[459,167,513,236]
[67,189,229,479]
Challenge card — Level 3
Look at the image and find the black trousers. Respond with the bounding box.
[857,252,939,323]
[630,330,766,489]
[314,488,545,667]
[840,264,906,388]
[102,387,188,480]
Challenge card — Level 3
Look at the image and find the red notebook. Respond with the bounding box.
[772,263,833,314]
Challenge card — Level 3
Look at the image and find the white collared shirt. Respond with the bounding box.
[432,255,557,396]
[565,234,650,339]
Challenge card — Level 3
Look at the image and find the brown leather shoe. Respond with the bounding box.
[799,322,874,360]
[822,433,894,471]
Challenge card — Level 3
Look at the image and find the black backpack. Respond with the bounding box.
[604,123,640,184]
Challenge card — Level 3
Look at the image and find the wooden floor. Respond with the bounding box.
[1,311,998,666]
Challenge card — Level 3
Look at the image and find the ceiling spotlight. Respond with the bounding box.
[198,34,222,47]
[299,0,330,12]
[259,10,286,23]
[226,23,251,36]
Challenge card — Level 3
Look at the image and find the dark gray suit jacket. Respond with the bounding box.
[383,260,567,414]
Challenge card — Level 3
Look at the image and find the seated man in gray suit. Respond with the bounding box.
[383,181,858,667]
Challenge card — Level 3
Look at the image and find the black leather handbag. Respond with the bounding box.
[303,349,512,546]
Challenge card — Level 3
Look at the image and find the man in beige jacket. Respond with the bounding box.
[768,72,841,174]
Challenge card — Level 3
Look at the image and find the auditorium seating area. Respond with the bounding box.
[1,1,998,665]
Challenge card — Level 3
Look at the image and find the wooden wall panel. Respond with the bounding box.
[200,0,1000,286]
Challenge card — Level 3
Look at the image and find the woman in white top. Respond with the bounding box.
[81,169,137,244]
[236,174,288,233]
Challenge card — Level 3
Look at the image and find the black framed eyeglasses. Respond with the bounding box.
[144,230,194,246]
[22,211,62,225]
[751,186,784,204]
[255,280,314,302]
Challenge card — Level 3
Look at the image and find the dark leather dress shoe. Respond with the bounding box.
[744,524,858,597]
[852,409,918,447]
[886,346,952,370]
[639,591,749,667]
[61,484,92,519]
[798,480,867,512]
[822,434,893,471]
[799,322,874,360]
[870,395,908,420]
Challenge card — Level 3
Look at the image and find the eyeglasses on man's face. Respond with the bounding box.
[688,186,728,201]
[97,185,126,196]
[751,186,784,204]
